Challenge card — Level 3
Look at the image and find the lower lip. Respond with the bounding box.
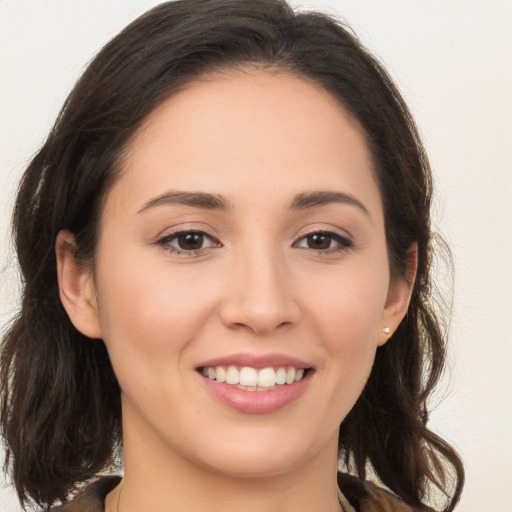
[200,372,312,414]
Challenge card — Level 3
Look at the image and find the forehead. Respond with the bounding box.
[107,70,381,217]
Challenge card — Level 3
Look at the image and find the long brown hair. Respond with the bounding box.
[1,1,463,510]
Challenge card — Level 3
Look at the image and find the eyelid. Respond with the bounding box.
[293,228,354,253]
[154,228,222,255]
[294,223,353,241]
[152,224,354,256]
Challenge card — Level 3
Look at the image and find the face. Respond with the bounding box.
[60,70,411,481]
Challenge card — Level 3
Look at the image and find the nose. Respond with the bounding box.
[219,248,301,335]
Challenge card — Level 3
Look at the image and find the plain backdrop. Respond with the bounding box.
[1,1,511,511]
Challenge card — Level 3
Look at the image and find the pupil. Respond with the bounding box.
[308,234,330,250]
[178,232,203,250]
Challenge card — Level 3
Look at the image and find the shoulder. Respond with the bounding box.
[338,473,434,512]
[51,476,121,512]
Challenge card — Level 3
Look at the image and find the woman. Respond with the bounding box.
[0,1,464,511]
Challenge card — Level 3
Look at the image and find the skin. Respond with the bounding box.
[57,70,414,512]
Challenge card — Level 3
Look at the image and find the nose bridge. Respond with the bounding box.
[220,237,299,334]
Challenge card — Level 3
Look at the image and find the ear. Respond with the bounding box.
[56,230,102,339]
[378,243,418,346]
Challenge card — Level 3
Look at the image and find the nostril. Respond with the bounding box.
[218,278,301,334]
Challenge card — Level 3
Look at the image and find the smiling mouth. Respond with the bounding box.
[199,366,310,391]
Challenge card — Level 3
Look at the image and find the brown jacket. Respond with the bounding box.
[52,474,430,511]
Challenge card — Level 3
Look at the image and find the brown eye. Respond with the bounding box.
[157,230,219,254]
[176,232,205,251]
[295,231,353,253]
[305,233,331,250]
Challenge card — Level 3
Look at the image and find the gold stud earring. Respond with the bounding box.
[382,326,391,335]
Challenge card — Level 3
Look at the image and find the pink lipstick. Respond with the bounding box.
[196,353,313,414]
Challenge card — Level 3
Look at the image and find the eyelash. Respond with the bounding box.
[155,230,221,255]
[155,229,353,256]
[293,231,353,254]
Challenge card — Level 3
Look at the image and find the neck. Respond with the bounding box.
[109,419,343,512]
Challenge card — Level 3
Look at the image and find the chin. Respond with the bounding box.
[187,426,330,480]
[201,450,305,480]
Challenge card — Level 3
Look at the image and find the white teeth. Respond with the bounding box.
[216,366,226,383]
[258,367,276,387]
[202,365,307,389]
[225,366,239,385]
[275,367,287,385]
[239,367,258,386]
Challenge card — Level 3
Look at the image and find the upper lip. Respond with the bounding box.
[197,352,312,370]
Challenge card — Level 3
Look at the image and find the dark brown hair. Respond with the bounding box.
[1,0,463,510]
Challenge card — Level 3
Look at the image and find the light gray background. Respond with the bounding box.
[1,1,511,510]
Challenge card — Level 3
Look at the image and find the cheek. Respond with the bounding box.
[301,261,389,343]
[94,265,224,430]
[315,290,382,383]
[299,262,389,400]
[94,252,221,379]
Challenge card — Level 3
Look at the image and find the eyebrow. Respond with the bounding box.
[289,191,370,217]
[138,190,233,213]
[138,189,370,218]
